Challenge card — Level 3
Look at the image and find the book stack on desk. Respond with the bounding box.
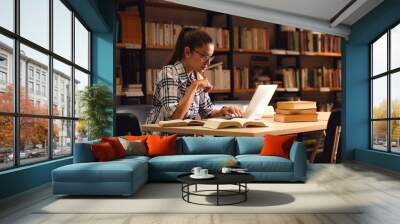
[274,101,318,122]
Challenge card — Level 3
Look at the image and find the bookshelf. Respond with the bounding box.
[115,0,342,111]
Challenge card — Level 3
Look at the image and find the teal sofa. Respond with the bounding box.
[52,137,307,196]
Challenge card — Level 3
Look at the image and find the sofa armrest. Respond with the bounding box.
[289,141,307,181]
[73,140,100,163]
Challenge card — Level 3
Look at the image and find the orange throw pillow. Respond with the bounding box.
[124,135,148,142]
[91,142,117,161]
[146,135,177,157]
[260,134,296,159]
[101,137,126,158]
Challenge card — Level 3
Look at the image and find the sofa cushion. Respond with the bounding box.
[235,137,263,155]
[91,142,118,161]
[147,135,177,157]
[53,159,147,183]
[260,134,296,159]
[236,155,293,172]
[179,137,235,155]
[149,154,235,172]
[101,137,127,158]
[118,137,147,156]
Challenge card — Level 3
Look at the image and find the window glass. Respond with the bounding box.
[53,59,72,117]
[74,69,89,118]
[53,0,72,60]
[74,18,89,70]
[0,0,14,32]
[75,120,88,143]
[0,35,14,113]
[53,119,72,158]
[20,44,49,115]
[391,72,400,118]
[372,76,387,119]
[372,33,387,76]
[372,121,388,151]
[391,120,400,153]
[0,116,13,170]
[20,117,49,165]
[391,24,400,70]
[20,0,49,49]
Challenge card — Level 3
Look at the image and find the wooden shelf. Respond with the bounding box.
[146,45,174,50]
[234,88,255,93]
[116,43,141,49]
[146,46,230,52]
[302,51,342,57]
[233,49,270,54]
[302,87,342,92]
[146,90,230,95]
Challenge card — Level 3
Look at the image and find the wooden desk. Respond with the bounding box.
[142,119,328,137]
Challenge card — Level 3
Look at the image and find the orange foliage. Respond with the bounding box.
[0,85,60,149]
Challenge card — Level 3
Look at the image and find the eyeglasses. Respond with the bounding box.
[193,49,214,62]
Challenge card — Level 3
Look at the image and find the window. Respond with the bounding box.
[0,71,6,85]
[0,0,14,32]
[36,83,40,95]
[28,81,34,94]
[0,54,7,86]
[42,85,46,97]
[0,0,91,170]
[370,23,400,154]
[28,67,34,80]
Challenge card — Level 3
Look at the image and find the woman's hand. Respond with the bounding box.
[194,79,213,92]
[220,106,244,117]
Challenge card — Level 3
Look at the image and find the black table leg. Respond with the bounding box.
[245,183,247,201]
[217,184,219,206]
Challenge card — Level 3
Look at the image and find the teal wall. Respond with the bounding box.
[344,0,400,171]
[0,0,115,200]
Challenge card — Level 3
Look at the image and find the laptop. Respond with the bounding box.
[225,84,277,120]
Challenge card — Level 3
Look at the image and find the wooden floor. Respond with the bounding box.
[1,162,400,224]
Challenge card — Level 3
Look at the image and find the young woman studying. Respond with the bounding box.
[146,28,243,124]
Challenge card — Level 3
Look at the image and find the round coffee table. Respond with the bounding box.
[177,173,255,206]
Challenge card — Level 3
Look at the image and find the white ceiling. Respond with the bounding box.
[226,0,352,24]
[165,0,384,38]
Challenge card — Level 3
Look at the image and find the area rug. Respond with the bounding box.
[38,183,361,214]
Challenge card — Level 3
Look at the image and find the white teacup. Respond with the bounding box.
[199,169,208,176]
[221,167,232,174]
[191,167,202,176]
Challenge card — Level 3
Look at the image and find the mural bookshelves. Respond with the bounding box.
[116,0,342,111]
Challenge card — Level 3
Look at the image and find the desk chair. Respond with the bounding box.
[116,113,142,136]
[310,109,341,163]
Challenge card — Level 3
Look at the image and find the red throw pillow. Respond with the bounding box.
[101,137,126,158]
[146,135,177,157]
[124,135,148,142]
[260,134,296,159]
[91,142,117,161]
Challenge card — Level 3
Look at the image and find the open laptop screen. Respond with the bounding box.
[244,84,277,119]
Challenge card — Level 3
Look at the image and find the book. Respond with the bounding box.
[203,118,268,129]
[159,119,205,128]
[276,108,317,115]
[274,114,318,122]
[276,101,317,110]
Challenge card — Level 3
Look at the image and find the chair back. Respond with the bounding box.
[321,109,341,163]
[116,113,142,136]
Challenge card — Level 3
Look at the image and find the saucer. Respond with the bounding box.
[190,174,215,179]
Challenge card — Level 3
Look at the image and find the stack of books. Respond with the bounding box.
[124,84,144,97]
[274,101,318,122]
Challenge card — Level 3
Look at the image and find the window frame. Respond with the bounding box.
[370,20,400,154]
[0,0,92,171]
